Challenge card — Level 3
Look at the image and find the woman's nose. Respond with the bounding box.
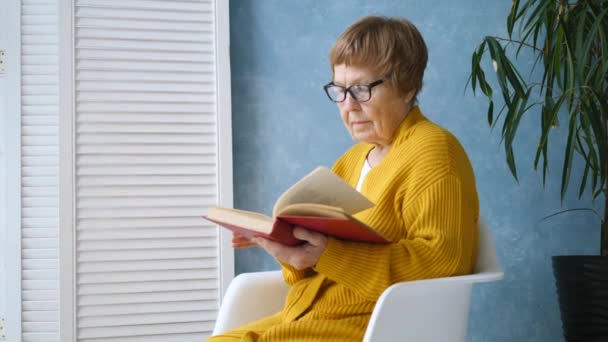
[341,92,360,110]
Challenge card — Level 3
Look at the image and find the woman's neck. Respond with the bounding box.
[367,144,390,167]
[367,102,415,167]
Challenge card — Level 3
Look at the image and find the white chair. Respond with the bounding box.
[212,218,503,342]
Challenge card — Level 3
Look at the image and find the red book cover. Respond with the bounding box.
[203,215,300,245]
[277,215,388,244]
[204,214,388,246]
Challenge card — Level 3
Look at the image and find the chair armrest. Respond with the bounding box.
[363,271,504,342]
[212,270,288,335]
[364,279,472,342]
[394,269,504,287]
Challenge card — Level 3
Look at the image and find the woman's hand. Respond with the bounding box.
[253,226,328,270]
[232,233,258,249]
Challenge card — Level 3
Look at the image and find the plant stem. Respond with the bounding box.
[488,36,543,52]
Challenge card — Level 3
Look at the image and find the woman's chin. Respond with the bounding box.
[351,134,375,144]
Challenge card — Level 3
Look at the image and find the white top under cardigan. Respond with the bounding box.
[355,158,372,192]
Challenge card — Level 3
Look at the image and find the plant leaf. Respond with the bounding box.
[540,207,601,222]
[574,4,588,82]
[577,139,591,199]
[560,111,579,201]
[508,0,521,38]
[485,37,512,106]
[487,100,494,126]
[522,0,548,49]
[506,145,519,181]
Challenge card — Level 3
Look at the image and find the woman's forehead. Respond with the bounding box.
[332,64,378,84]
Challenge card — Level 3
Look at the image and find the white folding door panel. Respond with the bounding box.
[21,0,61,341]
[59,0,233,341]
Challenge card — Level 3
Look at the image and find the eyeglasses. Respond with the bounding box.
[323,79,384,103]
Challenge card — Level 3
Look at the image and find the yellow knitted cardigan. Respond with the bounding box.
[208,106,479,342]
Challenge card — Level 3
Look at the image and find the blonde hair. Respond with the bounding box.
[329,16,428,99]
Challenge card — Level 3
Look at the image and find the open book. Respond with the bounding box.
[204,166,388,245]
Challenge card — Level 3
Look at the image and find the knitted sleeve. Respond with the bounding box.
[280,261,314,285]
[279,146,365,285]
[313,174,478,301]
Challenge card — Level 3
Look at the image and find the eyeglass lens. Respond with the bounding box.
[326,84,371,102]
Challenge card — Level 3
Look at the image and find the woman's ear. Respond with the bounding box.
[404,89,416,103]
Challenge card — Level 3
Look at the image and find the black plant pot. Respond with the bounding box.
[552,256,608,342]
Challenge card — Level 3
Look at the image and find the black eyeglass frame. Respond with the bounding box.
[323,79,384,103]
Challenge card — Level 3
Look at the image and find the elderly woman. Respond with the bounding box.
[208,15,479,342]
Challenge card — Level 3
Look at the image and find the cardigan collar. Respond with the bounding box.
[354,106,426,201]
[390,105,426,147]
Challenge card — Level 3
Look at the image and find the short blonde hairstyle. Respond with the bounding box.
[330,16,428,99]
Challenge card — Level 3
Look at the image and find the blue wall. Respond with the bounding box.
[229,1,603,341]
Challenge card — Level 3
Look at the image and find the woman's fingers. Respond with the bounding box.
[232,233,257,249]
[252,227,327,270]
[292,226,326,246]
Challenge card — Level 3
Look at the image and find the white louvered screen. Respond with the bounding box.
[21,0,61,341]
[66,0,229,340]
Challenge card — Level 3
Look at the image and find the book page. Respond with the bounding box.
[278,203,350,219]
[207,206,274,233]
[272,166,374,217]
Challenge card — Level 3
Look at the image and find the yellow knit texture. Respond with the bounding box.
[208,106,479,342]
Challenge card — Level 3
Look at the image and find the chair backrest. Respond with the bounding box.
[473,218,503,279]
[363,218,503,342]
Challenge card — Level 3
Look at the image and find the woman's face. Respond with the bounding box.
[333,64,412,147]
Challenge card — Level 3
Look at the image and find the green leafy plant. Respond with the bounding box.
[469,0,607,256]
